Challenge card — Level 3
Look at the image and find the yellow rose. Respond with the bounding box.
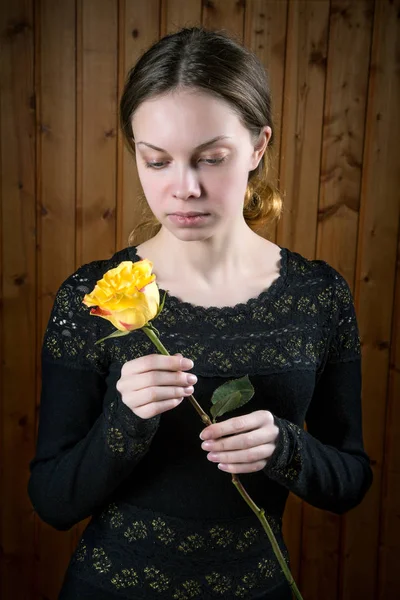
[82,260,160,332]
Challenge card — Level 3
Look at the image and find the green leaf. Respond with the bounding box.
[210,375,255,421]
[95,330,131,345]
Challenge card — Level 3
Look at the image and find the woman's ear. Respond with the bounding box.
[250,126,272,170]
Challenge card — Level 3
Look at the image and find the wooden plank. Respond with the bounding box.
[161,0,202,35]
[301,3,374,600]
[378,232,400,599]
[0,0,36,597]
[77,0,118,265]
[344,0,400,598]
[202,0,245,41]
[316,0,373,285]
[244,1,288,245]
[36,1,77,598]
[117,0,160,250]
[276,0,329,260]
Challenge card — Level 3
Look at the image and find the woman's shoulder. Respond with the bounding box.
[42,247,137,370]
[284,247,356,328]
[61,246,136,291]
[285,246,352,291]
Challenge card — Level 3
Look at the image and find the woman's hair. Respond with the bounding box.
[119,26,283,246]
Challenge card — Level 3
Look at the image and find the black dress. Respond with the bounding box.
[28,245,372,599]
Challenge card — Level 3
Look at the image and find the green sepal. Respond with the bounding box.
[95,330,132,345]
[210,375,255,421]
[145,322,161,337]
[153,290,168,320]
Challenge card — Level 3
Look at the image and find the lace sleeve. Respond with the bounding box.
[42,264,108,373]
[324,271,361,364]
[28,261,160,530]
[263,271,373,514]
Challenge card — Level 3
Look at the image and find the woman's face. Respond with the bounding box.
[131,89,270,239]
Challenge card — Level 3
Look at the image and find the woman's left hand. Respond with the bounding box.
[200,410,279,474]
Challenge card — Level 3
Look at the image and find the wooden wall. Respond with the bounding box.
[1,0,399,598]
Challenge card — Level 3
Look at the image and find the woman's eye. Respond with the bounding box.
[145,161,166,169]
[144,156,227,169]
[201,157,227,165]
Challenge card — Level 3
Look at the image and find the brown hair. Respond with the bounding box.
[119,26,283,246]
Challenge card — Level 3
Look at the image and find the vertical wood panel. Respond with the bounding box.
[316,0,373,285]
[202,0,245,41]
[117,0,160,250]
[300,3,374,599]
[161,0,202,35]
[277,0,329,260]
[78,0,118,265]
[244,1,288,245]
[378,234,400,599]
[0,1,36,598]
[346,0,400,598]
[36,1,77,597]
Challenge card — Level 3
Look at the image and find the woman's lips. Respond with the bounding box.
[168,214,211,226]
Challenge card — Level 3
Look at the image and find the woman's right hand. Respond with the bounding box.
[116,353,197,419]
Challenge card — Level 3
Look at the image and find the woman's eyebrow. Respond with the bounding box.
[136,135,232,152]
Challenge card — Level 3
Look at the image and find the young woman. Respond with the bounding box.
[28,27,373,600]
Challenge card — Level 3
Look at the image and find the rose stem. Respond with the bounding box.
[142,326,211,425]
[141,324,303,599]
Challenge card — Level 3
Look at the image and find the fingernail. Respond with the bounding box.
[201,441,212,449]
[181,358,194,369]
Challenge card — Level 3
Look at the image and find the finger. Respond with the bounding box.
[200,411,271,441]
[217,460,268,474]
[134,397,185,419]
[124,354,194,376]
[201,429,268,452]
[206,444,273,465]
[124,384,194,409]
[127,369,197,393]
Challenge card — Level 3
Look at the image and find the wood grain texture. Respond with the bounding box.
[244,1,288,245]
[79,0,118,264]
[161,0,202,35]
[277,0,330,260]
[35,1,77,598]
[301,3,374,599]
[344,0,400,598]
[0,1,36,598]
[378,232,400,599]
[316,0,373,286]
[202,0,245,41]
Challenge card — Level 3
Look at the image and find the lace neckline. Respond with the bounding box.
[128,245,289,316]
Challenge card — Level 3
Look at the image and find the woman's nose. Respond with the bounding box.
[173,166,202,200]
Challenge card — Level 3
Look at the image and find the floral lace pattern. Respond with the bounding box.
[71,503,289,599]
[42,246,360,379]
[42,246,363,599]
[264,420,304,483]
